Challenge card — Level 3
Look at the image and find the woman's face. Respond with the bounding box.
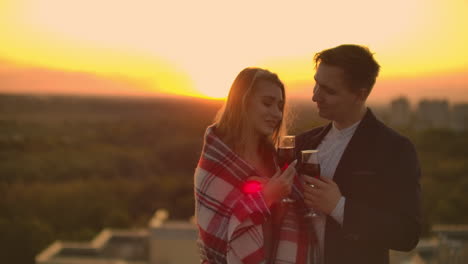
[246,79,284,137]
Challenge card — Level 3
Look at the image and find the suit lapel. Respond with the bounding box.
[324,109,381,263]
[303,124,332,150]
[332,109,378,187]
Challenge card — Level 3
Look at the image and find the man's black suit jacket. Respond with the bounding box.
[295,109,422,264]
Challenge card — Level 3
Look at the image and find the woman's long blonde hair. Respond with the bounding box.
[214,67,289,157]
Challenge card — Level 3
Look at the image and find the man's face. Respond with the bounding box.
[312,63,363,122]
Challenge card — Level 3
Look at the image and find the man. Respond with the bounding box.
[296,44,421,264]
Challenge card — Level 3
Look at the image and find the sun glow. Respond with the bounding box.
[0,0,467,100]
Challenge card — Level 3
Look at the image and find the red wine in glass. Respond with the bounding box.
[278,136,295,203]
[278,147,295,170]
[302,163,321,179]
[301,150,321,218]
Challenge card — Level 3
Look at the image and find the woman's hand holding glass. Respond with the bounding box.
[261,160,297,207]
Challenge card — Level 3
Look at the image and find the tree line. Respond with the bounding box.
[0,94,466,264]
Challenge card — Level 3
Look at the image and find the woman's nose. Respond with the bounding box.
[272,105,282,119]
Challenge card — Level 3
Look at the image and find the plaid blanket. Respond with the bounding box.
[194,125,310,264]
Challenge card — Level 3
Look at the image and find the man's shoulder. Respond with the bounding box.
[371,115,414,149]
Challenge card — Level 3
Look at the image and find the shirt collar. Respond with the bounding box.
[331,120,361,139]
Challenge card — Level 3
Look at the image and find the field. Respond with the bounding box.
[1,94,467,264]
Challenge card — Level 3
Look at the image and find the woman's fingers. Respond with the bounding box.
[287,162,298,184]
[275,164,281,174]
[281,160,297,181]
[273,160,296,180]
[262,160,299,203]
[272,167,282,179]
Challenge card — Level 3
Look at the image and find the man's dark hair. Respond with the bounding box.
[314,44,380,95]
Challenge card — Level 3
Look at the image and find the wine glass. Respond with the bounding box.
[277,135,296,203]
[301,150,321,218]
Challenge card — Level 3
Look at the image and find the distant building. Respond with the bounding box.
[389,97,412,127]
[390,239,439,264]
[432,225,468,264]
[389,225,468,264]
[386,97,468,131]
[36,209,198,264]
[36,229,149,264]
[148,211,198,264]
[36,214,468,264]
[416,99,450,129]
[451,103,468,131]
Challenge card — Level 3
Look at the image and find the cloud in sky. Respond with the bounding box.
[0,59,154,97]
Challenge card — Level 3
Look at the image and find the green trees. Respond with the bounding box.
[0,95,466,263]
[407,129,468,233]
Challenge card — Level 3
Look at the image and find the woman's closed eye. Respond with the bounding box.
[262,98,274,107]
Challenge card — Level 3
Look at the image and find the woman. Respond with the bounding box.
[194,67,310,264]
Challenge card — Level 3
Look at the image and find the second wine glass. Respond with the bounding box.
[301,150,321,218]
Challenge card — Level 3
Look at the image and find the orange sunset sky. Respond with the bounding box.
[0,0,467,104]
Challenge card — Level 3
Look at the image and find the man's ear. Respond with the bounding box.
[357,88,369,101]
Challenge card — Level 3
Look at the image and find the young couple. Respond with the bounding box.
[194,44,422,264]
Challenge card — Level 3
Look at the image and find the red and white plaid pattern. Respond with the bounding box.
[194,125,310,264]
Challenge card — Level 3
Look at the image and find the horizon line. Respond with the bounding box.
[2,91,467,106]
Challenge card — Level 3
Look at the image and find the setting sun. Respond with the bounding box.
[0,0,467,101]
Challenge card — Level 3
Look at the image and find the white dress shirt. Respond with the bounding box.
[308,120,360,264]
